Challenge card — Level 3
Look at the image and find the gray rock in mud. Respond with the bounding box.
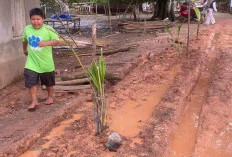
[105,132,122,151]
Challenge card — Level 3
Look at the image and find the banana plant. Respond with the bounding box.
[194,6,201,39]
[164,23,183,54]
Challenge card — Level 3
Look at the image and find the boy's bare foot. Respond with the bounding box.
[45,98,54,105]
[28,102,38,111]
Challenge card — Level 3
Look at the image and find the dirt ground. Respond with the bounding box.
[0,12,232,157]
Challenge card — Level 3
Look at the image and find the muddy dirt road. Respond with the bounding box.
[0,13,232,157]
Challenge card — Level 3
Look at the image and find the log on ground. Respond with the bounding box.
[54,85,91,91]
[61,71,122,81]
[56,78,90,86]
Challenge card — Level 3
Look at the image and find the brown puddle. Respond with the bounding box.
[109,65,181,137]
[19,113,83,157]
[168,33,218,157]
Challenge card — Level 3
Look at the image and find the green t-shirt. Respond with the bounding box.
[23,24,59,73]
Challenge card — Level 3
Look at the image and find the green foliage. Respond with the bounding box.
[194,7,201,39]
[177,23,183,53]
[88,52,106,95]
[194,7,201,23]
[164,23,183,54]
[88,51,107,134]
[164,24,173,38]
[41,0,57,7]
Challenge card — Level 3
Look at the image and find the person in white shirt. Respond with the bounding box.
[204,0,217,25]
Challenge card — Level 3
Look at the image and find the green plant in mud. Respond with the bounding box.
[194,6,201,39]
[45,4,107,135]
[164,23,183,54]
[88,50,107,134]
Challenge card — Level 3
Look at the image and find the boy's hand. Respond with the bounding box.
[39,40,59,47]
[24,50,28,56]
[38,41,47,47]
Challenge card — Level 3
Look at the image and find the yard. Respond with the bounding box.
[0,12,232,157]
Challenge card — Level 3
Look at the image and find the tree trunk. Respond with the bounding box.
[132,5,137,21]
[150,0,175,21]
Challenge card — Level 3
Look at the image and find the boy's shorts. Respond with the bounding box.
[24,69,55,88]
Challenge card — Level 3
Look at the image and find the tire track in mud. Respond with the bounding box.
[168,32,219,157]
[192,26,232,157]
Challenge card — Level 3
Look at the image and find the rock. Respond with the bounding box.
[148,52,155,60]
[105,132,122,151]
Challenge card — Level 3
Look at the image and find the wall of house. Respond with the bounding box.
[0,0,40,89]
[25,0,41,24]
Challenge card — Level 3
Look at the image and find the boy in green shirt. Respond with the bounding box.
[23,8,59,111]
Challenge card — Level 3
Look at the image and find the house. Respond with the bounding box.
[0,0,40,89]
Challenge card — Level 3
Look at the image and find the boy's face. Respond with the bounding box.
[30,15,44,29]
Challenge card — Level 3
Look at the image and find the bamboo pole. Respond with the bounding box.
[187,0,190,58]
[92,23,97,60]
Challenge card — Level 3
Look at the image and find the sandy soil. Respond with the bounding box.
[0,12,232,157]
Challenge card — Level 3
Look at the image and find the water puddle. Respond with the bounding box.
[109,65,181,137]
[19,113,83,157]
[168,33,218,157]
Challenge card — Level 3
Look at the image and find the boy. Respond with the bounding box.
[23,8,59,111]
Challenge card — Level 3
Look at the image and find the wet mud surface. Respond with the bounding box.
[0,13,232,157]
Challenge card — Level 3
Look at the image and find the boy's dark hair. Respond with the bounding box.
[29,8,45,19]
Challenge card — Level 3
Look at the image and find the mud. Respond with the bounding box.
[0,13,232,157]
[19,113,82,157]
[109,65,181,137]
[169,32,218,157]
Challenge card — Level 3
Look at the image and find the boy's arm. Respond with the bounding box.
[39,40,59,47]
[23,41,28,56]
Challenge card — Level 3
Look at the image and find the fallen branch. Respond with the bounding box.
[78,45,138,56]
[97,47,130,55]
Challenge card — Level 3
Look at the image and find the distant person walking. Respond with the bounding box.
[204,0,217,25]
